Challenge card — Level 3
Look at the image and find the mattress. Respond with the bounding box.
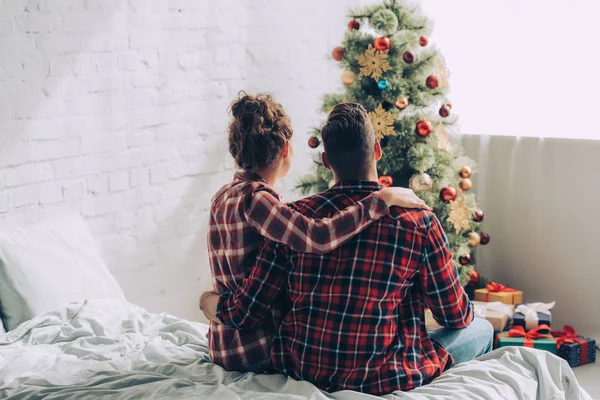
[0,299,592,400]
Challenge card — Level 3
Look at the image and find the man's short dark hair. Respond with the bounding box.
[321,103,376,180]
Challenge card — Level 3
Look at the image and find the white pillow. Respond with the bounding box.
[0,216,126,331]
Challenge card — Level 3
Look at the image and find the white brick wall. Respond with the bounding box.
[0,0,369,322]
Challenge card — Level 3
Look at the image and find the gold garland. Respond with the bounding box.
[432,56,450,87]
[436,123,452,151]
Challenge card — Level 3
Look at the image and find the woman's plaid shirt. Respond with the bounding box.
[207,172,390,371]
[217,180,474,395]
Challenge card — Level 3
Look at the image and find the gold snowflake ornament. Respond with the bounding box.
[368,104,396,141]
[447,195,471,234]
[356,44,392,81]
[432,56,450,87]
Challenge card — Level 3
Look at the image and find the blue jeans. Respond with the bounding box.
[429,317,494,366]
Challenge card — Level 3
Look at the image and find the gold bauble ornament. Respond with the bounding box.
[409,172,433,193]
[459,166,472,179]
[395,96,409,109]
[459,178,472,191]
[468,231,481,247]
[341,70,356,85]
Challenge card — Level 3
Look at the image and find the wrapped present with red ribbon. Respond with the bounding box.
[552,325,596,367]
[495,324,556,353]
[474,282,523,305]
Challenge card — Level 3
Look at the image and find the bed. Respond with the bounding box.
[0,217,593,399]
[0,299,592,400]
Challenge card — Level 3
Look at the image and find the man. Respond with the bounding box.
[201,103,493,395]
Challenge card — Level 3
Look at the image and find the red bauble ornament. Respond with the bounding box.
[374,37,391,51]
[308,137,320,149]
[473,210,484,223]
[469,270,480,285]
[426,75,440,89]
[480,232,491,245]
[440,186,457,202]
[459,255,471,265]
[419,36,429,47]
[416,120,433,137]
[373,36,392,51]
[378,175,393,188]
[403,51,415,64]
[348,19,360,31]
[332,46,346,61]
[439,104,451,118]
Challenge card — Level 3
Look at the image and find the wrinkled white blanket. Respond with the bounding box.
[0,300,592,400]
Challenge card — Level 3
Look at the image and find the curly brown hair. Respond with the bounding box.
[228,91,293,173]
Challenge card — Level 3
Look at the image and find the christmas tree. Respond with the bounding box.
[297,0,490,286]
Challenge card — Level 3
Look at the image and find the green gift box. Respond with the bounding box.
[495,324,556,354]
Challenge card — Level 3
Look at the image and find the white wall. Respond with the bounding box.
[419,0,600,140]
[0,0,361,322]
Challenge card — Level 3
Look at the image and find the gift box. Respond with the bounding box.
[495,325,556,353]
[513,302,554,330]
[473,301,514,332]
[552,325,597,367]
[474,282,523,305]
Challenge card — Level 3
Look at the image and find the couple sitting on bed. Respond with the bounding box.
[200,93,494,395]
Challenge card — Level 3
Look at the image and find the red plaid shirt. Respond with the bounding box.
[216,180,474,395]
[207,172,389,371]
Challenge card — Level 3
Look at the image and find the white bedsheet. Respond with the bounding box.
[0,299,592,400]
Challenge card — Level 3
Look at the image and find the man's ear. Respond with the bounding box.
[322,152,332,170]
[374,141,383,161]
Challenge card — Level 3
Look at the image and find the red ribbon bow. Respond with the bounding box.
[551,325,589,365]
[484,282,517,302]
[505,324,553,348]
[486,282,517,293]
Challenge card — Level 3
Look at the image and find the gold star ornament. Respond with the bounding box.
[368,104,396,141]
[447,195,471,234]
[355,44,393,81]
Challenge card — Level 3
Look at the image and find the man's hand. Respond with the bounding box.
[199,291,224,325]
[380,187,431,210]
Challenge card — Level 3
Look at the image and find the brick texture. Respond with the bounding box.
[0,0,359,322]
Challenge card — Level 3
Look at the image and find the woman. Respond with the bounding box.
[205,92,429,372]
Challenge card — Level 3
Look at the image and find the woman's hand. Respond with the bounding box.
[199,291,224,325]
[380,187,431,210]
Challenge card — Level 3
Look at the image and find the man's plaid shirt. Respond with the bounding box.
[207,172,390,371]
[217,180,474,395]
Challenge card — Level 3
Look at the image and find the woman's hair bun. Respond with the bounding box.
[227,91,293,172]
